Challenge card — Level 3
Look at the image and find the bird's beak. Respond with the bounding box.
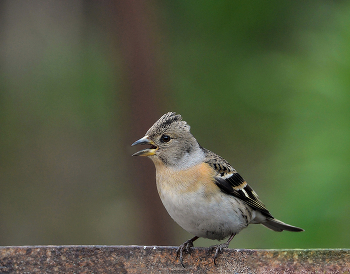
[131,136,158,156]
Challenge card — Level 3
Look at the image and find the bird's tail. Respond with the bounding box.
[262,218,304,232]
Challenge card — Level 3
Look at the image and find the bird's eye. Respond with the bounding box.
[160,135,171,143]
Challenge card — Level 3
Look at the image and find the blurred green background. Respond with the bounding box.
[1,0,349,249]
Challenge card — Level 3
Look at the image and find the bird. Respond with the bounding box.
[131,112,303,267]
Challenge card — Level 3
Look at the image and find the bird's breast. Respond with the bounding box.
[151,160,251,239]
[154,161,218,200]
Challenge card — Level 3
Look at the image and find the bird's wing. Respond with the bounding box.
[203,149,273,218]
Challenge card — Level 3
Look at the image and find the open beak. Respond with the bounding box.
[131,136,158,156]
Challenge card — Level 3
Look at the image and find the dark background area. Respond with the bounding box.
[1,0,349,249]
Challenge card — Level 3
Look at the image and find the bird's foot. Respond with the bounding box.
[176,236,199,268]
[209,242,229,265]
[209,233,236,265]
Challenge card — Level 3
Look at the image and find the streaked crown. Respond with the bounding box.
[146,112,190,137]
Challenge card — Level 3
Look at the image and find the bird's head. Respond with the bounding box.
[132,112,203,168]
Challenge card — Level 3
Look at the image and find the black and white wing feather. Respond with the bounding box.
[203,148,304,232]
[203,148,273,218]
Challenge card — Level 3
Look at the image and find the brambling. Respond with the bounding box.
[132,112,303,266]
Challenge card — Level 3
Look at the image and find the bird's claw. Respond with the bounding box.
[176,239,194,267]
[209,242,229,265]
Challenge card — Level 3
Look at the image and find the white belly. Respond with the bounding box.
[158,183,252,240]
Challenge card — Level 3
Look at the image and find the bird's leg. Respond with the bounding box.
[209,233,236,265]
[176,236,199,267]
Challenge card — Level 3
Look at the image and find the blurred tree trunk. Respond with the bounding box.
[112,0,174,245]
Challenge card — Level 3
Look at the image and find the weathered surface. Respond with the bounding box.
[0,246,349,273]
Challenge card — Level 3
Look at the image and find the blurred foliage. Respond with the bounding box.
[0,0,349,249]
